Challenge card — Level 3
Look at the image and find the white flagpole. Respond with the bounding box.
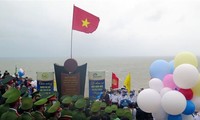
[70,5,75,58]
[70,29,73,58]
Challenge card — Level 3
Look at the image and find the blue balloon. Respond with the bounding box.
[168,114,182,120]
[149,59,171,80]
[183,100,195,115]
[169,60,174,74]
[18,71,24,77]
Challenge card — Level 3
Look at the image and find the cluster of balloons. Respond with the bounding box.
[137,51,199,120]
[18,68,25,77]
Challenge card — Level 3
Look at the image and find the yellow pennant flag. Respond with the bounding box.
[123,73,131,93]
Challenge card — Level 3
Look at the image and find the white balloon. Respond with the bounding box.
[137,89,161,113]
[192,96,200,111]
[160,87,172,97]
[173,64,199,89]
[19,68,24,73]
[149,78,164,92]
[182,114,194,120]
[152,106,167,120]
[161,90,186,115]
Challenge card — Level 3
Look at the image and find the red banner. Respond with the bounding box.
[112,72,119,89]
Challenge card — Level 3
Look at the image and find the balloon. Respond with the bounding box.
[149,78,163,92]
[182,114,194,120]
[149,59,171,80]
[174,51,198,68]
[168,114,182,120]
[191,96,200,111]
[163,74,178,90]
[182,100,195,115]
[152,106,167,120]
[18,68,25,77]
[192,75,200,96]
[169,60,174,74]
[179,88,193,100]
[137,89,161,113]
[173,64,199,89]
[160,87,172,97]
[161,91,186,115]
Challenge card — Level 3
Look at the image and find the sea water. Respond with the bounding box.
[0,56,180,96]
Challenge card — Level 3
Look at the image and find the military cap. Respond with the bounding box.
[123,111,132,120]
[72,95,78,102]
[6,88,21,104]
[62,96,72,104]
[105,106,112,114]
[34,98,47,106]
[21,97,33,110]
[91,105,100,113]
[47,93,57,101]
[111,104,118,111]
[1,76,14,85]
[116,109,124,117]
[100,102,107,108]
[75,99,86,109]
[92,101,101,107]
[47,101,62,113]
[2,87,17,98]
[60,95,69,102]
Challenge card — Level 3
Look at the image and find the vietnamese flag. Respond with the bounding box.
[72,5,100,33]
[112,72,119,89]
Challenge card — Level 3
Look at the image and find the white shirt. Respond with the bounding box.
[129,95,137,103]
[111,94,119,103]
[194,115,200,120]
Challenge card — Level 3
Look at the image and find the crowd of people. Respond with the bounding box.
[99,87,153,120]
[1,70,200,120]
[0,70,154,120]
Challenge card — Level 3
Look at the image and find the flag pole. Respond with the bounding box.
[70,5,75,58]
[70,28,73,58]
[15,65,17,74]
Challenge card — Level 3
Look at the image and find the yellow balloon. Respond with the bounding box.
[192,75,200,96]
[174,51,198,68]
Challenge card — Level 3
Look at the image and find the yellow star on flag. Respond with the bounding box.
[82,18,90,28]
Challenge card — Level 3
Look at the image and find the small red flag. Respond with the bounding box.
[112,72,119,89]
[72,6,100,33]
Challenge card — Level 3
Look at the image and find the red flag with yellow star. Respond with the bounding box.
[112,72,119,89]
[72,6,100,33]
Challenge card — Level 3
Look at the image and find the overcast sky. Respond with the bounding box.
[0,0,200,58]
